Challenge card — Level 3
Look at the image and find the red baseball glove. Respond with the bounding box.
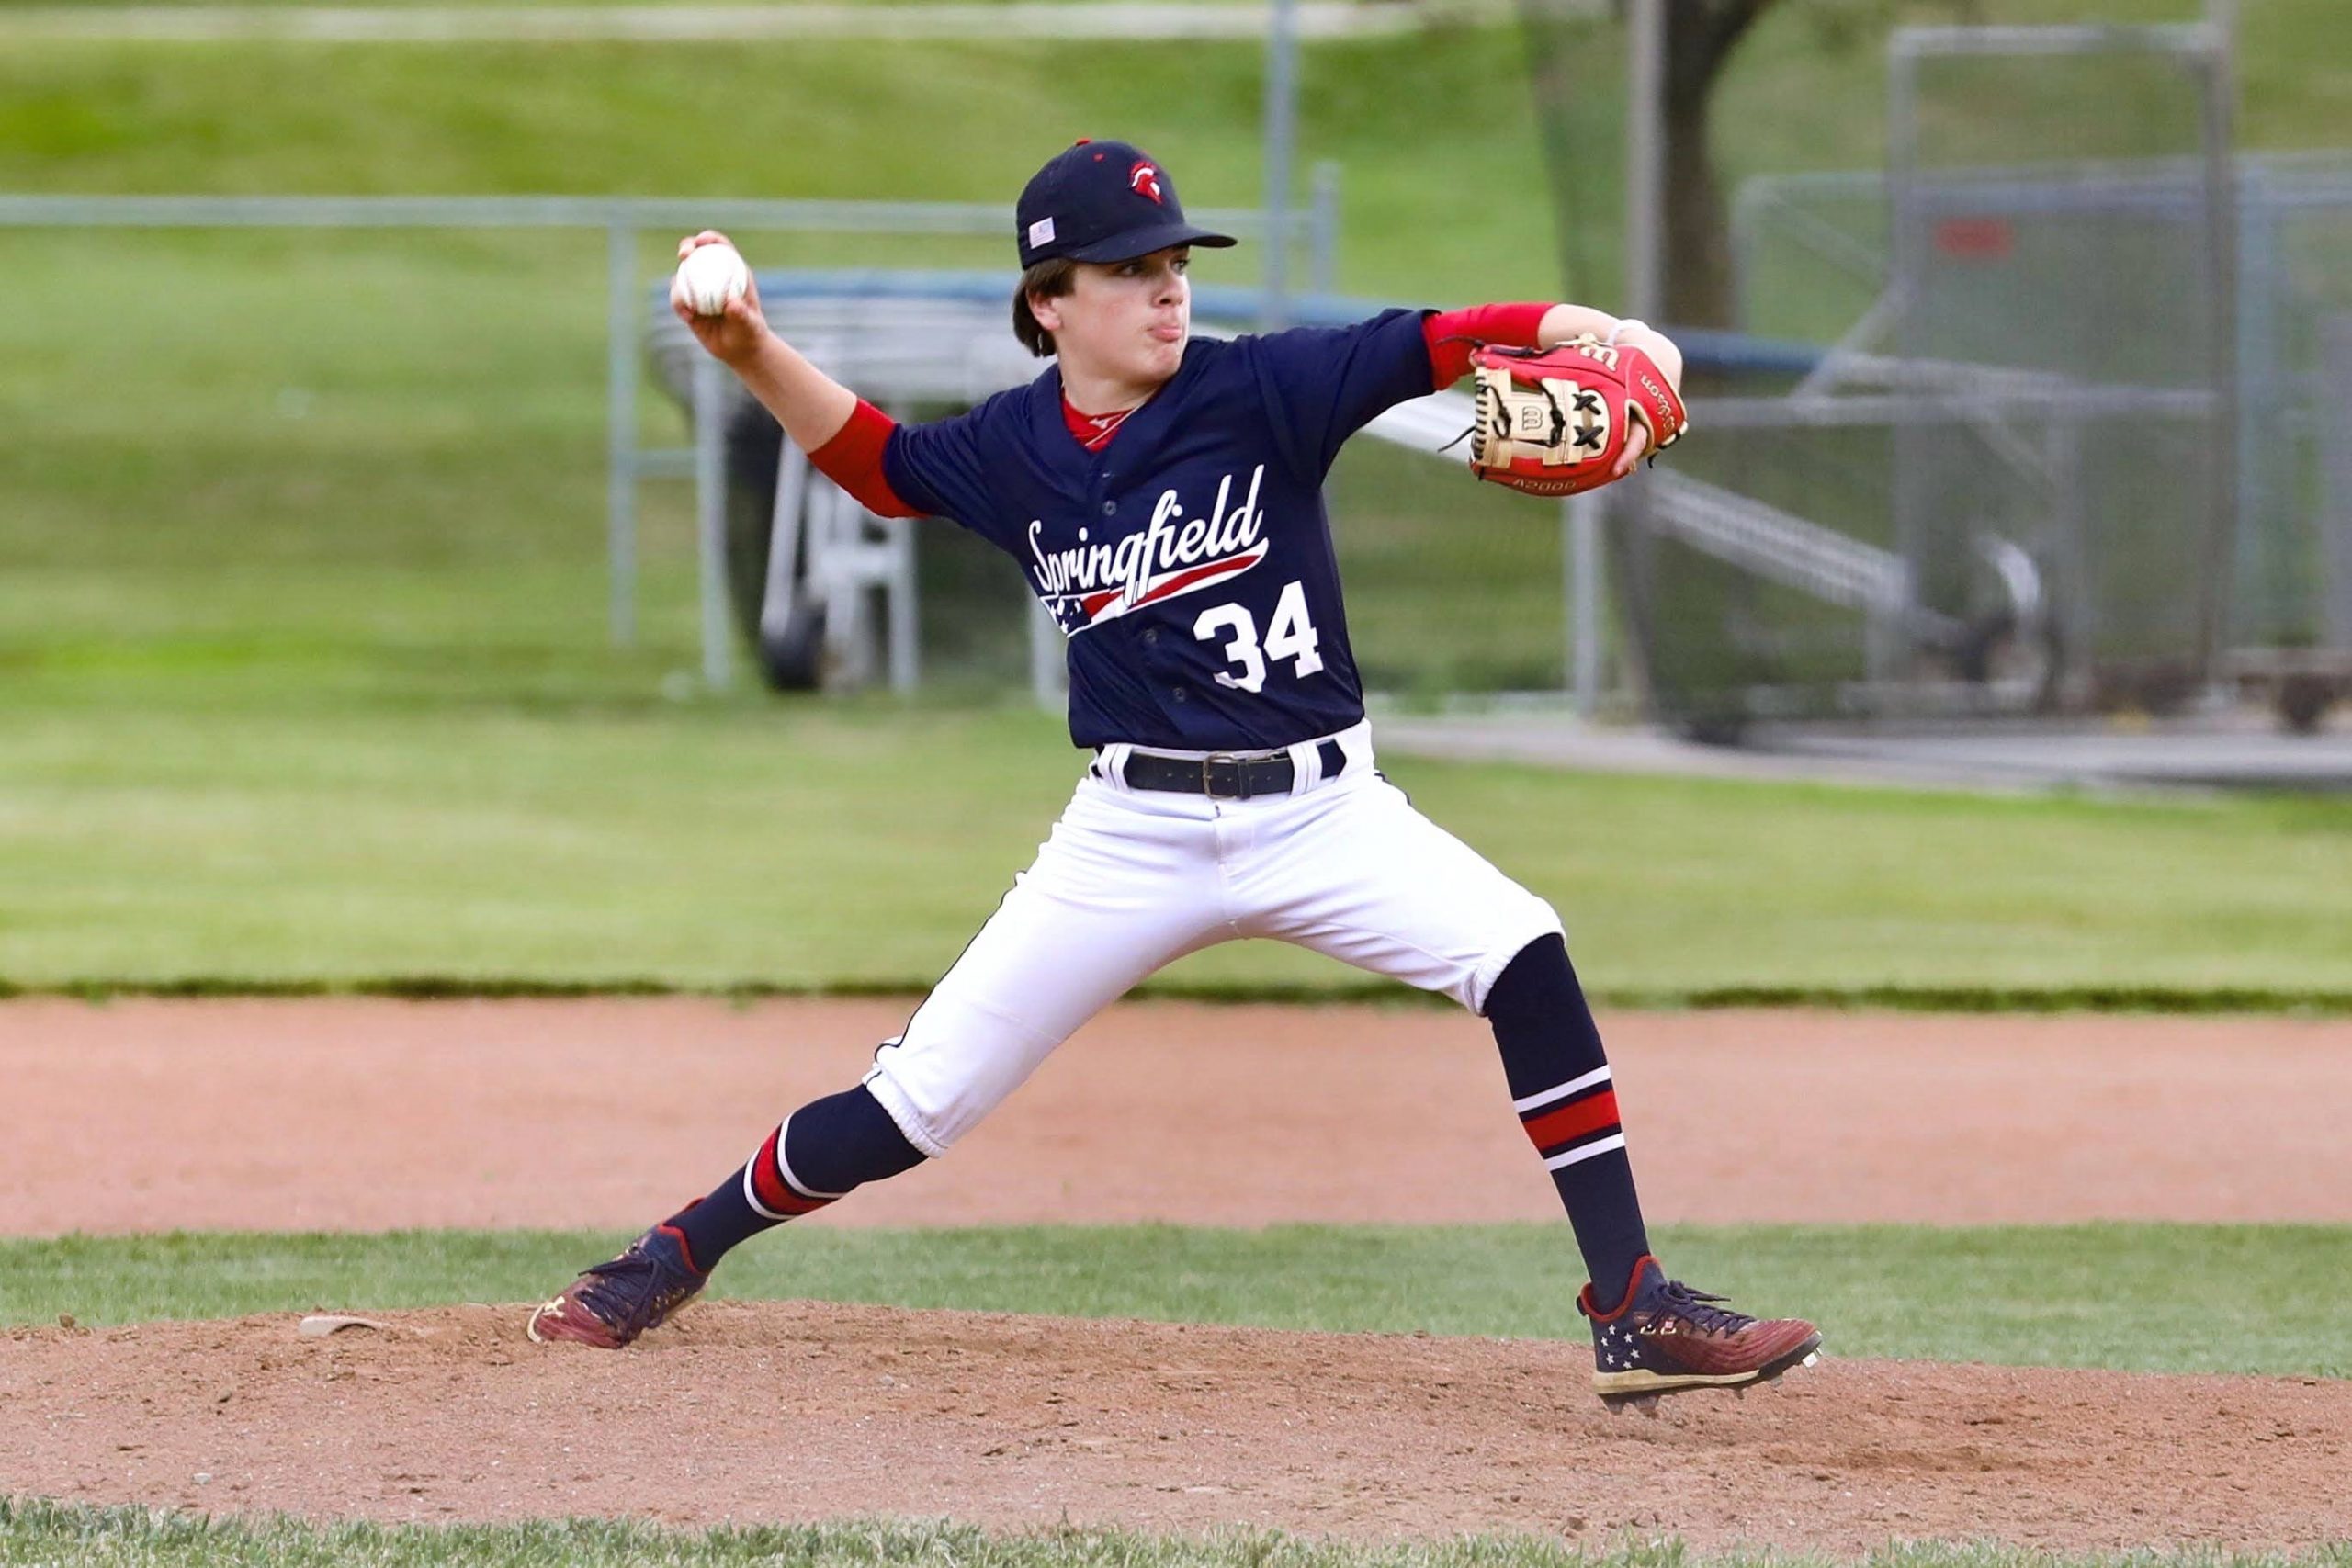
[1467,336,1689,497]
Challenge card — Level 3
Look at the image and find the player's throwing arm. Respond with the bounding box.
[670,231,858,456]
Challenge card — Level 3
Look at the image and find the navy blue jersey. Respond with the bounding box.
[883,308,1435,750]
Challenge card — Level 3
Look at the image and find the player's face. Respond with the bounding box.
[1047,246,1191,390]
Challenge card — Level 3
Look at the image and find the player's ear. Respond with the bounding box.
[1027,292,1065,334]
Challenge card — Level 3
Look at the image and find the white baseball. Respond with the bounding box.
[674,243,750,317]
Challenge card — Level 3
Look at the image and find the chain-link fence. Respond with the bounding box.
[2240,156,2352,653]
[1602,23,2288,735]
[1730,146,2352,730]
[1890,28,2234,710]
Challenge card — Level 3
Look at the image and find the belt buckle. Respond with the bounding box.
[1200,752,1247,800]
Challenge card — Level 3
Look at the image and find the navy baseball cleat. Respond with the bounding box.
[1578,1255,1821,1404]
[526,1222,708,1348]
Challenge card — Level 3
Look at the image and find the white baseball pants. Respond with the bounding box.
[861,720,1565,1157]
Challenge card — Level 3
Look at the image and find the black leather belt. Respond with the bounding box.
[1118,739,1347,799]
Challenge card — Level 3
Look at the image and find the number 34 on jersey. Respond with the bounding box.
[1193,580,1324,694]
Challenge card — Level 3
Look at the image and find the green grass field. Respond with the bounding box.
[3,694,2349,999]
[6,0,2349,299]
[8,1502,2345,1568]
[9,1223,2350,1377]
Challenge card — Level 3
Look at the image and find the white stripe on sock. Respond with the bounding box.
[771,1113,851,1202]
[1542,1132,1627,1170]
[1513,1065,1611,1115]
[741,1158,790,1222]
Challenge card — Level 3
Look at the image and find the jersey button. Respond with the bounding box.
[1141,628,1160,647]
[1170,685,1190,704]
[1100,501,1117,517]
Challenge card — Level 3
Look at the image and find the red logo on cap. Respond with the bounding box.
[1129,161,1164,204]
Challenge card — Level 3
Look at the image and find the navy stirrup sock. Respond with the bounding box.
[669,1084,926,1271]
[1483,933,1651,1307]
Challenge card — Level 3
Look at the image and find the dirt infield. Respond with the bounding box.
[6,1303,2349,1554]
[6,998,2351,1234]
[4,998,2351,1552]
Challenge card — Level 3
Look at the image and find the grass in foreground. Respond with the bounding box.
[4,1503,2350,1568]
[6,1503,2351,1568]
[7,1224,2348,1379]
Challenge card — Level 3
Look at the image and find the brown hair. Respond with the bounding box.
[1012,257,1079,358]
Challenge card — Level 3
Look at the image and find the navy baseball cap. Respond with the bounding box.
[1015,139,1238,269]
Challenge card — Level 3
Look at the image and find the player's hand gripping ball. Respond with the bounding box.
[671,232,771,368]
[673,240,751,317]
[1467,336,1690,497]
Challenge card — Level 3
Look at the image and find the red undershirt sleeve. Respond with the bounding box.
[807,398,922,519]
[1421,301,1555,390]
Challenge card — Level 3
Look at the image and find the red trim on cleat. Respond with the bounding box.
[1577,1253,1659,1323]
[657,1222,702,1277]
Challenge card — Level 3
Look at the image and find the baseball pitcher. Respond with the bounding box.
[528,140,1819,1404]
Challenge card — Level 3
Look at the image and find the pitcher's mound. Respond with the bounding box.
[5,1302,2346,1553]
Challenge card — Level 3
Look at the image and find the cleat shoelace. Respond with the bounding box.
[572,1241,700,1328]
[1652,1280,1758,1337]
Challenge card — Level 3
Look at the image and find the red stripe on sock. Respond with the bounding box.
[1521,1089,1621,1151]
[749,1127,831,1217]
